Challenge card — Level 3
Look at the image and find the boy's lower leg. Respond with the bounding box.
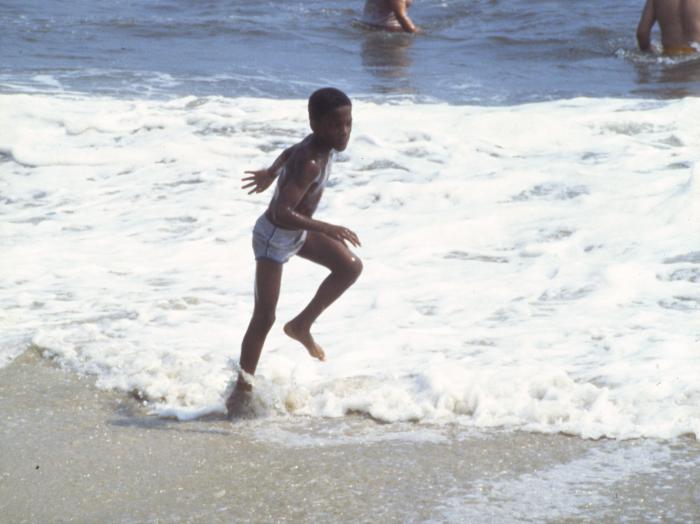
[284,270,358,360]
[227,314,273,419]
[284,232,362,359]
[227,259,282,419]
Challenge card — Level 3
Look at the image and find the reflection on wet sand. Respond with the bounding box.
[360,30,415,94]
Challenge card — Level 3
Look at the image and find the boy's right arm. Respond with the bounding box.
[241,146,295,194]
[267,145,295,174]
[270,158,360,247]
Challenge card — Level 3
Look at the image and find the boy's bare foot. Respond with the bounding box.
[283,320,326,361]
[226,380,255,420]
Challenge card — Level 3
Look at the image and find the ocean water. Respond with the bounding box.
[3,0,700,102]
[2,0,700,441]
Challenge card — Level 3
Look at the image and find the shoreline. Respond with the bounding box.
[1,351,699,522]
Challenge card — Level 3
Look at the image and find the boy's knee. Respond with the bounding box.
[347,256,363,282]
[253,310,276,331]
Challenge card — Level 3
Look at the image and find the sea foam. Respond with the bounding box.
[1,93,698,439]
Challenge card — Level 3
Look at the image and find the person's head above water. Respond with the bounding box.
[308,87,353,152]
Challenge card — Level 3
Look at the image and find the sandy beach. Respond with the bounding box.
[1,351,698,523]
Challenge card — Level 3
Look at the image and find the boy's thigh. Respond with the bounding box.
[297,231,359,271]
[254,258,283,307]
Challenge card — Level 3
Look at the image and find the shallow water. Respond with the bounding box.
[2,0,700,102]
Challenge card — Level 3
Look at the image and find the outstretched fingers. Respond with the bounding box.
[322,224,361,248]
[338,227,361,248]
[241,171,266,194]
[241,179,257,192]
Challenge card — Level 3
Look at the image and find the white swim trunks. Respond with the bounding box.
[252,213,307,264]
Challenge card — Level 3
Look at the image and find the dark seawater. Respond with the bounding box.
[2,0,700,103]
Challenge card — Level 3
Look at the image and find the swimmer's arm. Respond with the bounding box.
[270,159,360,247]
[389,0,419,33]
[242,146,295,194]
[637,0,656,51]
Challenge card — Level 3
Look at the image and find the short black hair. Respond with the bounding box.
[308,87,351,122]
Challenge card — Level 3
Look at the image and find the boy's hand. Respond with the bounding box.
[322,224,361,248]
[242,169,275,194]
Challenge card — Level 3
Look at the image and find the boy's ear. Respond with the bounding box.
[309,116,320,133]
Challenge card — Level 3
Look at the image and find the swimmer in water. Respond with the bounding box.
[637,0,700,56]
[361,0,419,33]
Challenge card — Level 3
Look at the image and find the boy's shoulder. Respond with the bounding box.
[290,134,321,158]
[285,136,325,177]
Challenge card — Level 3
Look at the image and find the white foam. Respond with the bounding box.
[2,93,699,439]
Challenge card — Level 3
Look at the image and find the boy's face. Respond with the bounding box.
[314,105,352,151]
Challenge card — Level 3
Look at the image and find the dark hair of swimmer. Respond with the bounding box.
[308,87,352,122]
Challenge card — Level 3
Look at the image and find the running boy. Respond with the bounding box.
[227,88,362,419]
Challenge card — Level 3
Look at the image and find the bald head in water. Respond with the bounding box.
[637,0,700,55]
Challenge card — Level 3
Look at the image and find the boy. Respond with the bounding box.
[227,88,362,419]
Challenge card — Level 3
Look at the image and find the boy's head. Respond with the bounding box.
[308,87,352,151]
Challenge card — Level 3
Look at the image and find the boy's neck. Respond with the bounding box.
[310,133,333,155]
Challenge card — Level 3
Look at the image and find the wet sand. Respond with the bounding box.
[1,351,699,523]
